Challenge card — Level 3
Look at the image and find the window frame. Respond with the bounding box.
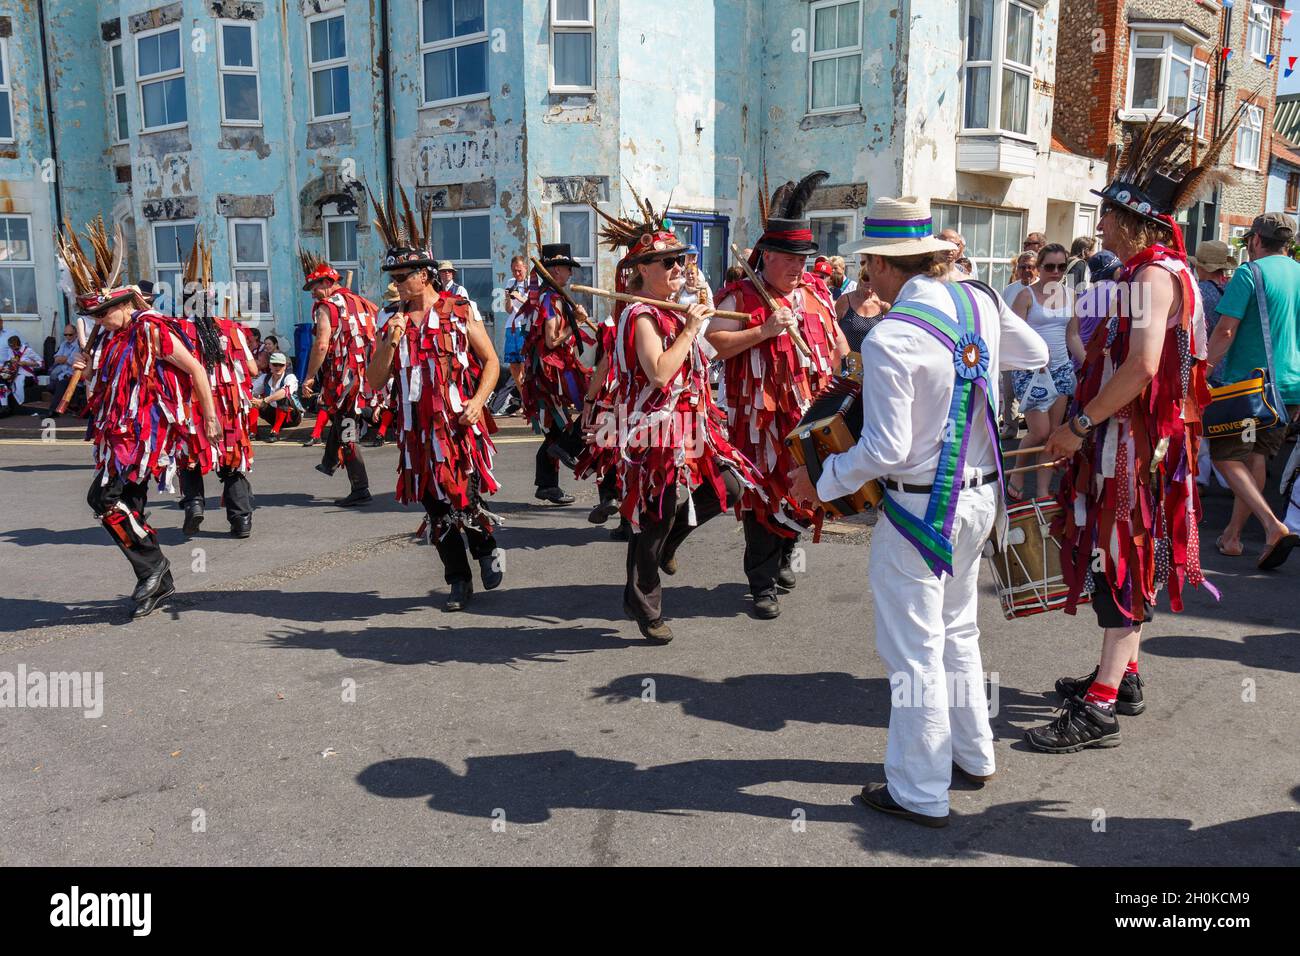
[1247,4,1272,62]
[960,0,1036,139]
[419,0,491,108]
[1190,57,1210,139]
[930,200,1027,289]
[217,18,262,127]
[807,209,856,261]
[1285,171,1300,214]
[0,214,38,317]
[0,37,15,144]
[108,40,129,144]
[1124,29,1198,124]
[1235,103,1263,170]
[807,0,863,116]
[428,209,493,316]
[323,214,360,292]
[135,24,187,133]
[552,203,597,306]
[151,219,197,315]
[307,11,351,122]
[228,217,272,318]
[548,0,596,94]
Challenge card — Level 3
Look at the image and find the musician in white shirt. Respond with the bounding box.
[790,197,1048,828]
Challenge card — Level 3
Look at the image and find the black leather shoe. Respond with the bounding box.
[587,499,619,524]
[752,593,780,619]
[230,515,252,539]
[535,486,575,505]
[335,489,372,507]
[132,571,175,619]
[182,504,204,537]
[547,443,579,469]
[303,436,322,447]
[479,551,504,590]
[445,578,473,612]
[315,462,334,477]
[777,565,798,591]
[610,519,632,541]
[265,433,280,444]
[363,434,385,447]
[131,561,172,603]
[858,783,949,828]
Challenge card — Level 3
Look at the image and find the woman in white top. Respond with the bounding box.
[1008,243,1076,499]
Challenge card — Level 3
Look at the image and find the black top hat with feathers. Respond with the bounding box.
[369,184,438,273]
[756,170,828,256]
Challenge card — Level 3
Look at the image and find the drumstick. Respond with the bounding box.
[1002,445,1046,458]
[729,243,812,358]
[1004,461,1062,476]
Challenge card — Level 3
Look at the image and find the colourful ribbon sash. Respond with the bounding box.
[877,282,1003,578]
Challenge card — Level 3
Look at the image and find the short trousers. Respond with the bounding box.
[503,327,526,365]
[1012,363,1076,414]
[1210,405,1297,463]
[1090,582,1154,629]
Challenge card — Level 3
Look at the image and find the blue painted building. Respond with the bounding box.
[2,0,1102,355]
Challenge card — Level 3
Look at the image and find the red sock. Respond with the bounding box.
[312,409,329,439]
[1125,660,1139,676]
[1083,682,1118,709]
[379,409,393,437]
[273,408,289,434]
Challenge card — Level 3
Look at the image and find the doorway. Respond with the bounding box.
[668,212,730,289]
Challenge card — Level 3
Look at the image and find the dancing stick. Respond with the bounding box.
[729,243,812,358]
[1002,445,1046,458]
[570,284,752,322]
[530,257,599,332]
[1004,460,1063,476]
[55,326,100,414]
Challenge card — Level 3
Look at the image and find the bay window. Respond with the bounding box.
[963,0,1034,137]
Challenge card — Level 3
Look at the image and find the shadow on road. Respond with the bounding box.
[1142,631,1300,673]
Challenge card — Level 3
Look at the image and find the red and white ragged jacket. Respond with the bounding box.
[612,302,763,529]
[174,317,255,474]
[713,272,842,533]
[317,288,379,416]
[387,292,500,529]
[575,314,620,486]
[1055,245,1214,622]
[517,285,593,432]
[84,310,204,492]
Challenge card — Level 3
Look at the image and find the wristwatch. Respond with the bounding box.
[1069,412,1095,438]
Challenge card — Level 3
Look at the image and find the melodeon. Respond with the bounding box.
[784,377,882,518]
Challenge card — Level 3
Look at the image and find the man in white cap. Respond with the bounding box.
[791,196,1048,827]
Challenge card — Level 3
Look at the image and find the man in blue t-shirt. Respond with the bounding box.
[1207,212,1300,569]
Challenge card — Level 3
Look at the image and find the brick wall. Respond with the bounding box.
[1216,0,1284,228]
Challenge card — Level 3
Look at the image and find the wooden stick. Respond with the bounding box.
[344,270,353,289]
[1005,460,1061,476]
[1002,445,1046,459]
[570,284,751,322]
[729,243,812,357]
[530,257,599,332]
[55,326,100,414]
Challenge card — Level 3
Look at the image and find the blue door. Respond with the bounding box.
[668,213,730,291]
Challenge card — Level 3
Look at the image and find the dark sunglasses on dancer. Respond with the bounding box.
[655,254,687,269]
[391,270,419,283]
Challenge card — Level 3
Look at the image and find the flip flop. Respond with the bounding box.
[1258,533,1300,571]
[1216,536,1244,558]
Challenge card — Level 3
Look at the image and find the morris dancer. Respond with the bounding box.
[60,218,222,618]
[174,236,258,538]
[366,189,504,611]
[575,308,627,535]
[596,191,763,643]
[790,196,1048,826]
[517,243,593,505]
[1029,110,1236,752]
[299,251,379,507]
[709,171,849,619]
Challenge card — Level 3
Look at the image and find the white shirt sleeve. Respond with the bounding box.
[466,300,484,323]
[283,373,299,394]
[815,330,917,502]
[996,294,1050,371]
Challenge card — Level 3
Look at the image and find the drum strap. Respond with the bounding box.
[877,282,1003,578]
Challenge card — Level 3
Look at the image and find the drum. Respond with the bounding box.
[983,496,1090,619]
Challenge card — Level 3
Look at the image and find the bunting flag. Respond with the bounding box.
[1222,47,1233,62]
[1288,55,1298,78]
[1280,10,1293,28]
[1288,67,1296,79]
[1267,53,1277,67]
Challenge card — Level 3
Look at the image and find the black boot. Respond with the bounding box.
[588,498,620,524]
[445,578,473,612]
[335,488,372,507]
[182,502,204,536]
[131,559,172,602]
[609,518,632,541]
[777,564,798,591]
[535,486,575,505]
[1055,667,1145,716]
[1024,697,1121,753]
[132,568,175,619]
[752,592,780,620]
[230,515,252,539]
[479,550,504,590]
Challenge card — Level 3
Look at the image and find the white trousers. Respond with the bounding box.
[869,483,998,818]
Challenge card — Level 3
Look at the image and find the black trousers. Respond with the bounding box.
[742,514,799,598]
[625,470,741,623]
[322,413,369,491]
[598,469,619,503]
[179,466,254,522]
[535,420,585,489]
[422,492,498,584]
[87,472,168,583]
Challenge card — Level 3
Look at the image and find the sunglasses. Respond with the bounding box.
[391,271,418,283]
[63,332,76,337]
[1040,262,1067,273]
[655,255,687,269]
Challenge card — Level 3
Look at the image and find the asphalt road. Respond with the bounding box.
[1,421,1297,866]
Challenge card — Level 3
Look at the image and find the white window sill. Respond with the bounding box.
[958,128,1036,146]
[310,113,351,123]
[222,119,263,128]
[549,87,595,96]
[805,105,860,118]
[139,122,188,134]
[420,93,490,110]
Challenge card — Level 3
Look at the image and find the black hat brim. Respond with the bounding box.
[381,258,438,273]
[540,257,582,269]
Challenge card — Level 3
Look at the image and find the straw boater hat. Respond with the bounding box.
[841,197,957,257]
